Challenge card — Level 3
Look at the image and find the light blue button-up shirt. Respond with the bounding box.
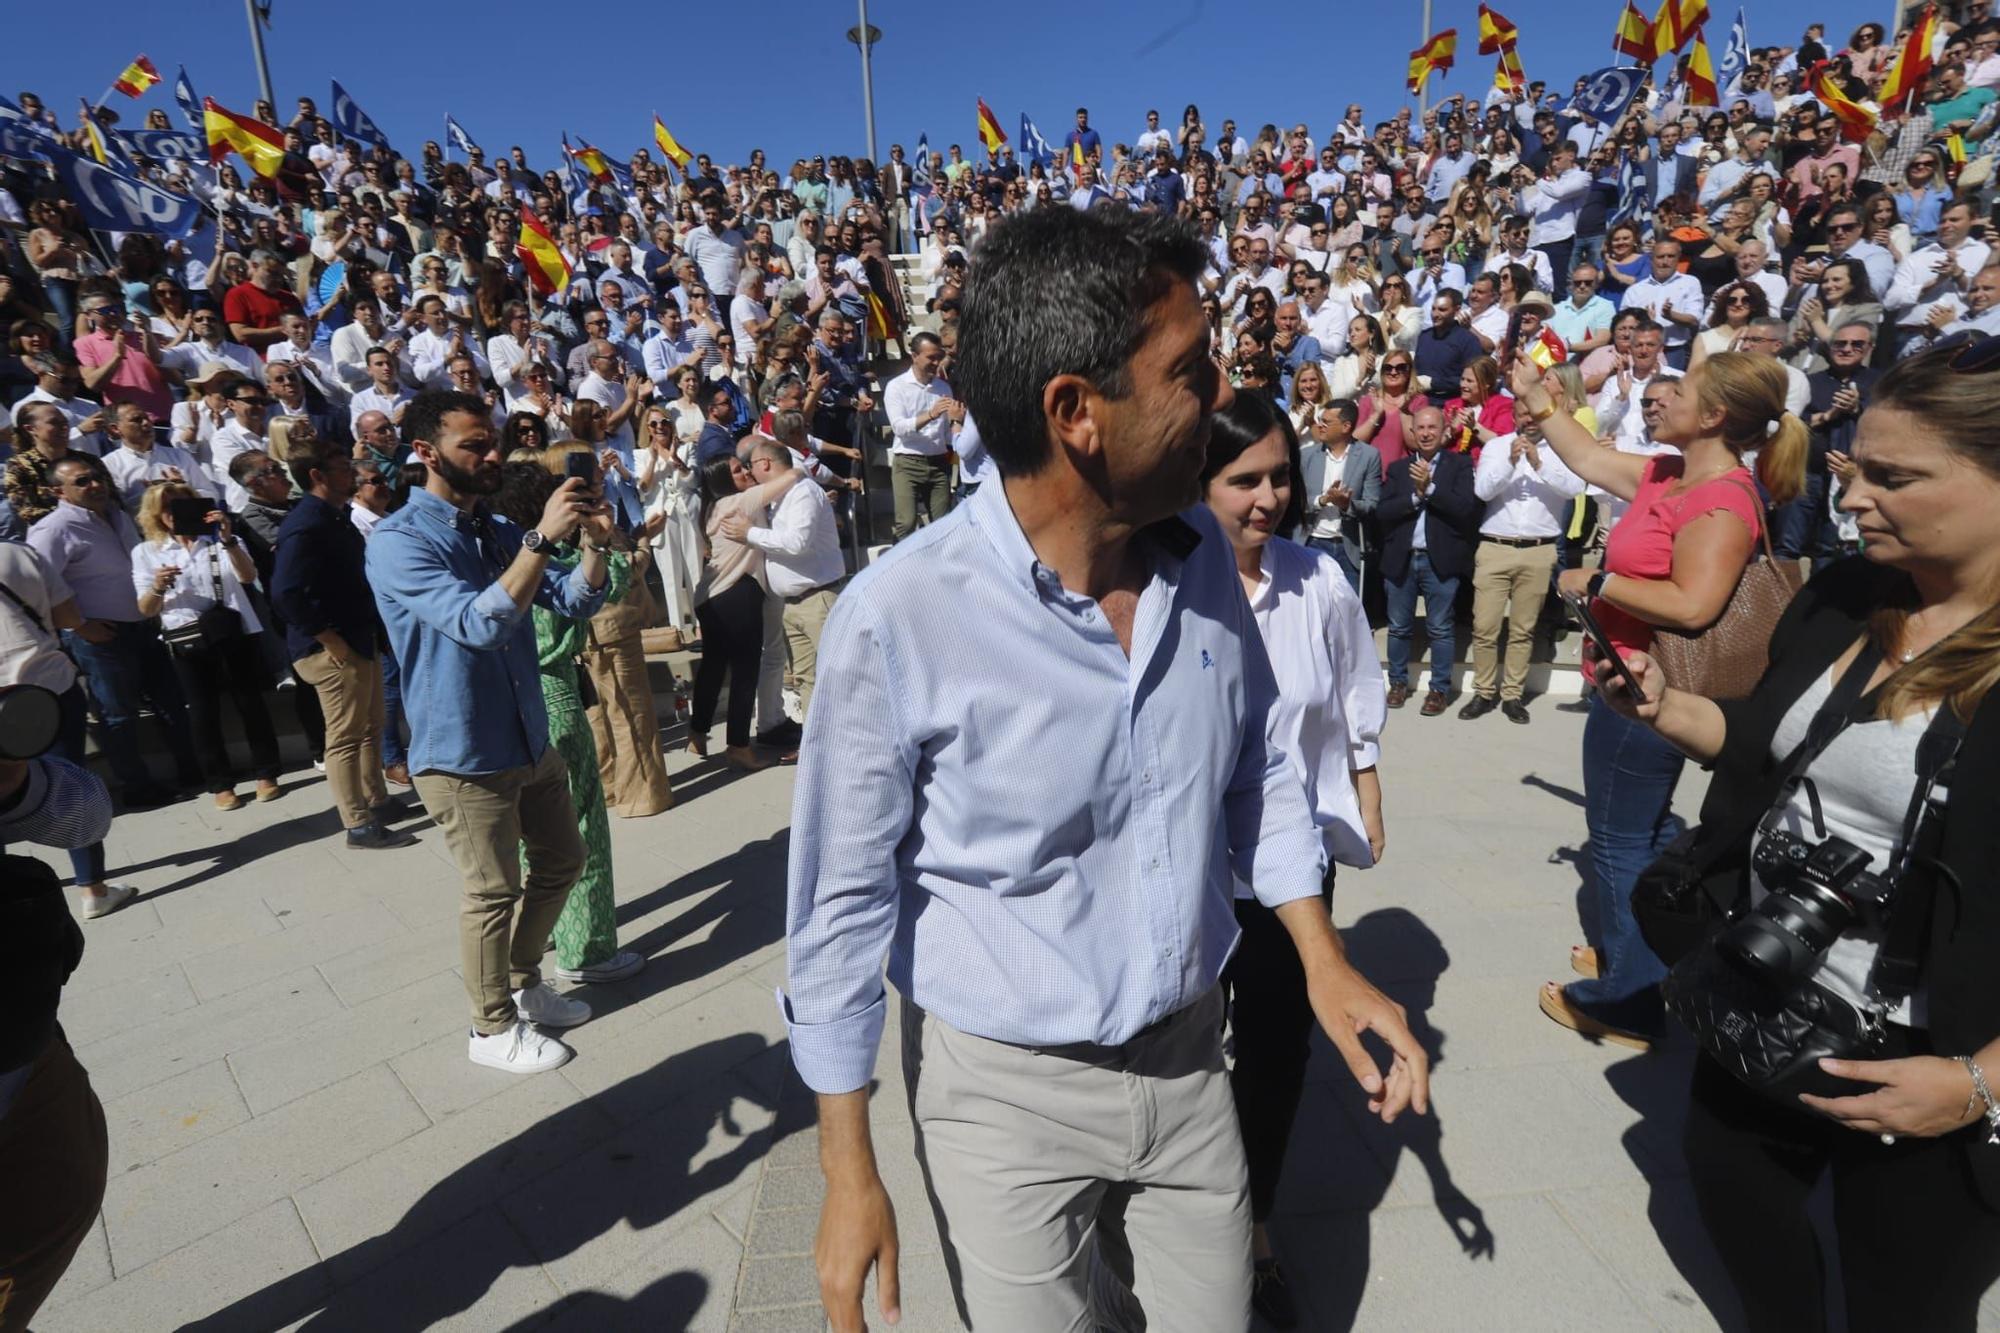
[365,489,605,778]
[780,478,1326,1095]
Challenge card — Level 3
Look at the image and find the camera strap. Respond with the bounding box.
[1870,703,1969,1003]
[1754,640,1885,847]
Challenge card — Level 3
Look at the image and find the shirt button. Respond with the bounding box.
[1148,856,1161,870]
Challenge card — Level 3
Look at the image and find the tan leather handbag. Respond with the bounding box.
[1649,480,1801,701]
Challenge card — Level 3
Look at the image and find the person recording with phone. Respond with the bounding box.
[1583,341,2000,1333]
[364,390,611,1075]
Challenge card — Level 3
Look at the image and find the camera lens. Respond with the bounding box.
[1720,880,1854,983]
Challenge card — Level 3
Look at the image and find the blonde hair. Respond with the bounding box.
[1690,352,1806,506]
[136,480,199,542]
[539,440,593,476]
[1860,346,2000,722]
[1544,362,1587,411]
[1292,362,1329,407]
[266,414,315,464]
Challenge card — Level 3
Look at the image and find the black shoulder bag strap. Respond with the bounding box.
[1868,702,1970,1003]
[0,577,49,636]
[1752,640,1886,848]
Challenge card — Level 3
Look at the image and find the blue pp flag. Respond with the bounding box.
[912,132,932,189]
[1717,9,1750,95]
[0,96,57,143]
[560,134,595,215]
[1568,66,1648,127]
[45,145,202,238]
[116,129,205,163]
[445,114,477,157]
[174,66,203,134]
[330,80,391,150]
[1020,113,1054,169]
[0,124,49,162]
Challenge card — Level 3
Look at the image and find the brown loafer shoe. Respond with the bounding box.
[1420,689,1449,717]
[1386,683,1411,709]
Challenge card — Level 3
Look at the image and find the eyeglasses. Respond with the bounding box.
[1420,249,1443,258]
[1569,279,1595,289]
[1383,362,1411,373]
[1828,222,1861,233]
[234,395,271,406]
[358,476,390,488]
[243,466,285,481]
[1829,339,1872,350]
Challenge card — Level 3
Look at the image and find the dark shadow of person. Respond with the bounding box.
[176,1034,778,1332]
[1277,905,1496,1332]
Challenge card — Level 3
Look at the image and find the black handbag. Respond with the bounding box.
[1644,642,1967,1104]
[159,545,244,656]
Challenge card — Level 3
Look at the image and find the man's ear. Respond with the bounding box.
[1043,374,1100,467]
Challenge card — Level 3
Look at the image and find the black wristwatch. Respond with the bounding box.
[1587,570,1611,600]
[521,529,549,554]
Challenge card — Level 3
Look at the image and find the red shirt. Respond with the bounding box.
[222,280,303,344]
[1598,457,1763,655]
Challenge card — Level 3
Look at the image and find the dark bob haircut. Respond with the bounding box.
[1200,390,1305,536]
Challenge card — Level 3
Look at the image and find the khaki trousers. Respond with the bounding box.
[901,987,1251,1332]
[780,585,838,723]
[293,650,387,829]
[580,637,674,818]
[1470,539,1558,702]
[412,746,584,1034]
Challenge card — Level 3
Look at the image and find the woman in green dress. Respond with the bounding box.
[493,459,645,985]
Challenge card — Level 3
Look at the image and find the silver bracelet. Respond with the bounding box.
[1957,1055,2000,1145]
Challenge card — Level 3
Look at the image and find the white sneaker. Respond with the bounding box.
[79,884,138,920]
[554,950,646,985]
[467,1020,572,1073]
[512,981,592,1028]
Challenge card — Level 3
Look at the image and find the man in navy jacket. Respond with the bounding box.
[1374,405,1481,714]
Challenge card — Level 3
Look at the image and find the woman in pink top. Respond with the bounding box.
[1354,349,1428,474]
[1438,355,1515,466]
[1508,353,1807,1048]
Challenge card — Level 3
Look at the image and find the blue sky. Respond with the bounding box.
[15,0,1891,171]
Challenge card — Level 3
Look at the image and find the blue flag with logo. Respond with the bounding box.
[0,96,57,144]
[560,134,594,214]
[1568,66,1648,127]
[116,129,205,164]
[1717,9,1751,95]
[1020,113,1054,169]
[912,132,932,189]
[0,124,49,162]
[45,145,201,238]
[445,113,477,157]
[174,66,203,134]
[330,80,390,150]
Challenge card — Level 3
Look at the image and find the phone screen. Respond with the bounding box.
[565,451,597,484]
[168,495,214,538]
[1564,590,1647,700]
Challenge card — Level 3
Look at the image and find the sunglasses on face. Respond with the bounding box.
[1830,339,1871,350]
[1829,222,1861,233]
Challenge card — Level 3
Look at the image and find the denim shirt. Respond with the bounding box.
[365,489,606,777]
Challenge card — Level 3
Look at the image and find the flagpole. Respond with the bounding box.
[243,0,274,111]
[1419,0,1434,117]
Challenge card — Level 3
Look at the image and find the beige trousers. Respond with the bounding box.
[780,585,838,723]
[1470,540,1558,702]
[581,637,674,818]
[293,650,386,829]
[901,987,1251,1332]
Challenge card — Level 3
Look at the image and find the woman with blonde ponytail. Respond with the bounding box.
[1507,351,1800,1049]
[1586,338,2000,1330]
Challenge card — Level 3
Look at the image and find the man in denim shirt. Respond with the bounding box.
[365,390,611,1075]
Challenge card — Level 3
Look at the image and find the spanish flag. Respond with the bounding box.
[204,97,286,179]
[865,288,896,344]
[975,98,1006,155]
[1877,5,1939,109]
[1408,29,1458,94]
[1810,62,1878,143]
[515,206,572,297]
[571,140,612,185]
[1612,1,1654,59]
[1495,47,1528,94]
[1070,138,1086,178]
[83,117,116,167]
[652,115,692,171]
[112,55,161,99]
[1650,0,1708,59]
[1478,4,1519,55]
[1682,28,1720,106]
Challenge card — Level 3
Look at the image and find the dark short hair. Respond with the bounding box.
[1199,390,1304,534]
[287,437,349,493]
[404,389,490,449]
[908,330,942,356]
[956,207,1206,478]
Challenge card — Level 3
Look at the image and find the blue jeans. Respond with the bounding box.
[64,621,200,796]
[1385,551,1458,694]
[1567,692,1686,1033]
[1306,534,1362,591]
[1571,232,1607,277]
[380,641,408,769]
[1771,468,1832,562]
[53,684,107,886]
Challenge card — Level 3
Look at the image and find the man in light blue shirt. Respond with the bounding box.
[366,390,611,1076]
[786,206,1427,1333]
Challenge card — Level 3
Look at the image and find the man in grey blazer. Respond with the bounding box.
[1296,400,1381,590]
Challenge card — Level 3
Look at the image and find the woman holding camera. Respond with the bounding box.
[130,483,278,810]
[1507,352,1806,1048]
[1582,342,2000,1329]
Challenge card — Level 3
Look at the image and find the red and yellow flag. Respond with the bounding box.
[1478,4,1519,55]
[570,140,613,185]
[204,97,286,178]
[1612,1,1654,59]
[1494,46,1528,94]
[975,98,1007,155]
[112,55,160,98]
[1682,28,1719,106]
[515,206,572,297]
[1069,138,1086,177]
[1408,29,1459,93]
[1810,62,1879,143]
[1877,5,1939,109]
[1650,0,1709,59]
[865,288,897,343]
[652,116,692,171]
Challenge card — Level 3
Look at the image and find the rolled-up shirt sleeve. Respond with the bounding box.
[1225,591,1328,909]
[778,598,917,1094]
[534,555,608,621]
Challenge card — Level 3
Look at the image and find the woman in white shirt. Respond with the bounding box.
[636,403,704,645]
[1200,391,1388,1327]
[170,364,241,467]
[1327,313,1389,401]
[130,482,281,810]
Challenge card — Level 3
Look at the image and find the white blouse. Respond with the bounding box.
[130,536,263,634]
[1236,536,1386,894]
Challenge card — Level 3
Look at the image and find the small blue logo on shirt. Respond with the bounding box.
[1200,649,1214,670]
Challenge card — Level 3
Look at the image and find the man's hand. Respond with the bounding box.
[1409,458,1432,493]
[717,509,752,541]
[1307,960,1430,1121]
[1325,481,1352,511]
[816,1091,901,1332]
[318,631,355,667]
[856,392,875,414]
[536,476,594,544]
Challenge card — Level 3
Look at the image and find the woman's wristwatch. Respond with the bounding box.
[1587,570,1612,600]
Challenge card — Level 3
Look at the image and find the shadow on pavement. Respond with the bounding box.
[177,1033,778,1331]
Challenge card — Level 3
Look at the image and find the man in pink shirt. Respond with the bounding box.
[72,292,173,422]
[1786,115,1859,207]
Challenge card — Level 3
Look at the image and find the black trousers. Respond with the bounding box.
[168,630,281,793]
[1222,876,1334,1224]
[691,576,765,748]
[1685,1050,2000,1332]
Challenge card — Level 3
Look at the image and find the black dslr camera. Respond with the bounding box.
[1724,830,1894,983]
